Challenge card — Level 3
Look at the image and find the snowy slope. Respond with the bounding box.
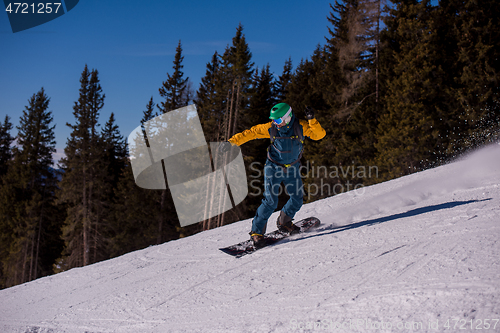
[1,144,499,333]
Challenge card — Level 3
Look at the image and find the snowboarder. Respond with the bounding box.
[219,103,326,248]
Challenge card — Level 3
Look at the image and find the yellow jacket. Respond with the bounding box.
[228,118,326,146]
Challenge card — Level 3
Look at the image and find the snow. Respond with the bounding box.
[1,144,499,333]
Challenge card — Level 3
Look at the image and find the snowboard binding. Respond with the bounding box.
[276,211,300,234]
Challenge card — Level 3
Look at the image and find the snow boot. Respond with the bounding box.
[276,211,300,234]
[250,233,266,249]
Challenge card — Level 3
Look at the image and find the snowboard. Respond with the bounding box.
[219,217,320,258]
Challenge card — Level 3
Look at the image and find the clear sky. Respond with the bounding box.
[1,0,333,163]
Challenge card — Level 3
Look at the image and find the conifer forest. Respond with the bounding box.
[0,0,498,288]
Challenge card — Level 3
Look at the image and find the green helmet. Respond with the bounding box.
[269,103,292,120]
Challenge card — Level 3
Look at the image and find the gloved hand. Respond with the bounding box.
[218,141,233,153]
[305,106,315,120]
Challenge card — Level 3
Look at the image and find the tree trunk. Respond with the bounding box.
[83,166,89,266]
[93,211,98,263]
[231,79,241,138]
[22,238,29,284]
[157,189,166,244]
[34,215,42,280]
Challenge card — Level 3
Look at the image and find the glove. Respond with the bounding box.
[218,141,232,153]
[305,106,315,120]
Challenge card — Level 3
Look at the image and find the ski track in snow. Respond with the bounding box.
[1,144,500,333]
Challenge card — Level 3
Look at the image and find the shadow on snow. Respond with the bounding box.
[288,199,492,244]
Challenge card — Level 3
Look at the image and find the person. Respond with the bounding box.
[220,103,326,248]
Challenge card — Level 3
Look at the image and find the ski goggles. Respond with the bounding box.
[273,107,292,126]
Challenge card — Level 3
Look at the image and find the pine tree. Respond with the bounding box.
[326,0,378,116]
[141,97,157,125]
[101,113,127,191]
[154,42,195,243]
[375,0,447,179]
[229,23,254,83]
[324,2,348,110]
[92,113,126,259]
[275,58,293,102]
[224,23,255,138]
[329,0,384,179]
[58,65,107,268]
[158,40,190,113]
[447,0,500,149]
[0,88,62,288]
[195,52,226,142]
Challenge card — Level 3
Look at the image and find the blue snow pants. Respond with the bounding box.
[251,161,304,235]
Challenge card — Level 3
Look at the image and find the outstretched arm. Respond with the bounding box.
[228,122,272,146]
[300,118,326,141]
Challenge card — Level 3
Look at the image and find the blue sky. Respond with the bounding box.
[1,0,333,162]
